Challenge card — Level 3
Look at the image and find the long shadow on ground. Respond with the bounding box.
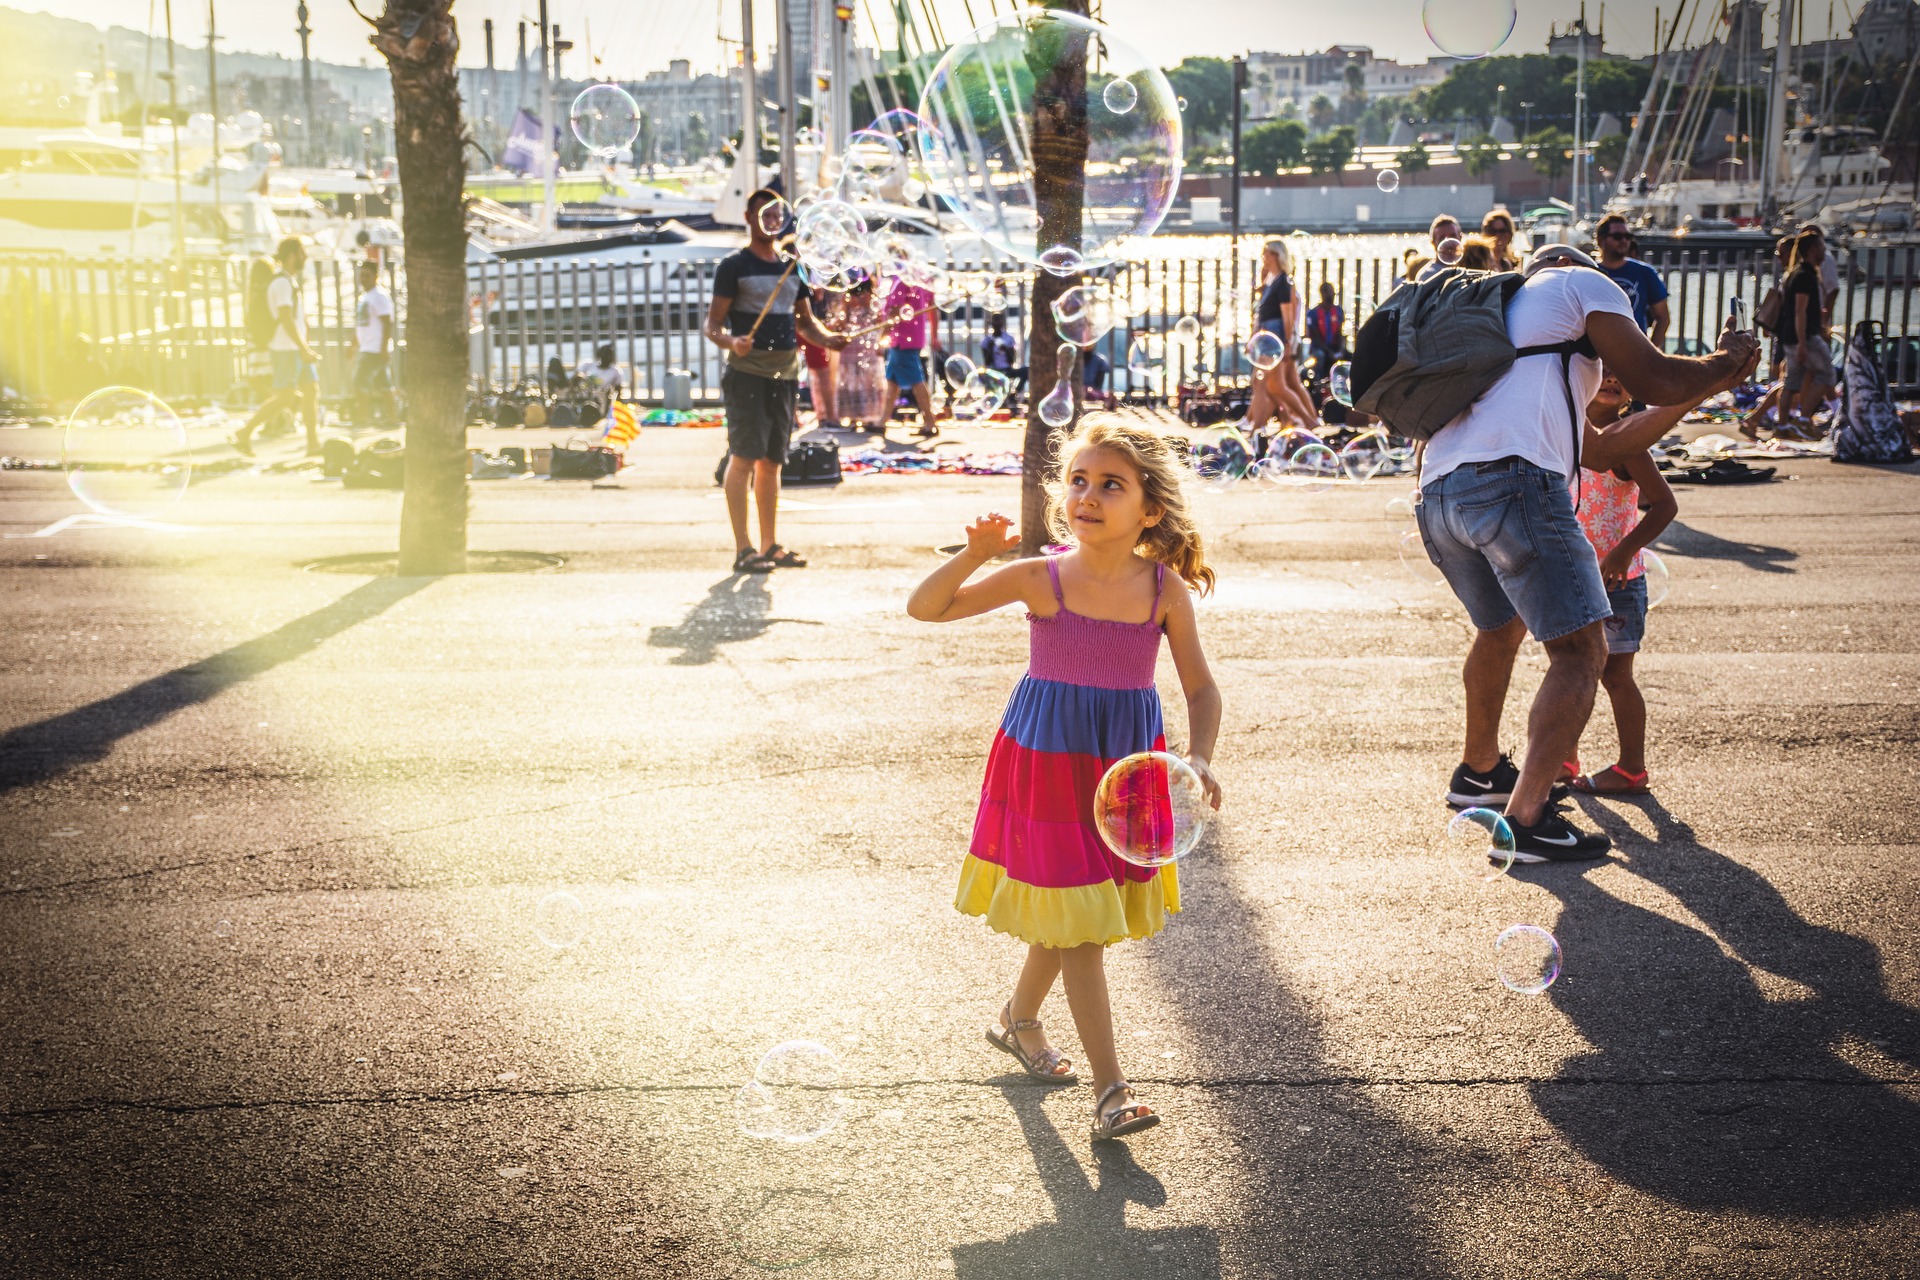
[1528,796,1920,1215]
[0,575,431,797]
[1654,519,1797,573]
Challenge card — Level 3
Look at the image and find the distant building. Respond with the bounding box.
[1546,16,1611,59]
[1245,45,1454,118]
[629,59,738,161]
[1852,0,1918,62]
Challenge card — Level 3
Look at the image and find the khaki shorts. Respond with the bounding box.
[1783,339,1835,392]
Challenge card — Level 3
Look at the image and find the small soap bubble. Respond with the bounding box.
[1641,550,1671,607]
[1398,527,1445,586]
[753,195,791,238]
[1436,237,1464,266]
[1376,168,1401,194]
[533,891,587,949]
[735,1041,845,1143]
[1051,284,1117,349]
[1328,360,1354,406]
[1093,752,1212,868]
[63,387,190,519]
[570,83,641,156]
[1245,330,1286,372]
[1037,244,1086,277]
[1102,77,1139,115]
[1281,442,1341,493]
[213,919,233,938]
[943,353,978,389]
[1424,0,1518,59]
[1495,924,1562,994]
[1173,314,1202,342]
[1448,807,1515,881]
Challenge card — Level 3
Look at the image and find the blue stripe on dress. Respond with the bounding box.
[998,676,1165,758]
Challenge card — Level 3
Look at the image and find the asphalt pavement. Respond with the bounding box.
[2,418,1917,1278]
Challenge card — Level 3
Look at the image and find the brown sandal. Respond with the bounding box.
[985,1002,1077,1084]
[1091,1081,1159,1140]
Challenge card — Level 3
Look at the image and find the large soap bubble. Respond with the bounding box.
[570,84,641,157]
[1423,0,1517,59]
[63,387,191,519]
[917,10,1182,268]
[1093,751,1212,868]
[734,1041,845,1142]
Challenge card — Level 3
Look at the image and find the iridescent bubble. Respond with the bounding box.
[842,128,902,182]
[1282,442,1341,492]
[754,195,792,238]
[1328,360,1354,406]
[1093,751,1212,868]
[1037,244,1086,277]
[1102,77,1139,114]
[1376,168,1401,194]
[570,83,641,156]
[1127,333,1165,370]
[735,1041,845,1142]
[1037,380,1077,428]
[1495,924,1563,994]
[1338,429,1387,482]
[1051,284,1117,349]
[944,353,978,389]
[1246,330,1286,372]
[917,10,1181,267]
[1641,550,1671,607]
[1384,493,1416,521]
[1437,237,1464,266]
[1173,315,1202,342]
[1193,427,1252,489]
[533,891,587,949]
[956,368,1016,423]
[722,1187,844,1270]
[1398,526,1445,587]
[1448,807,1515,881]
[982,282,1010,314]
[1424,0,1518,59]
[64,387,190,519]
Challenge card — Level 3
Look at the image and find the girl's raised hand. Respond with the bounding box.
[963,513,1019,561]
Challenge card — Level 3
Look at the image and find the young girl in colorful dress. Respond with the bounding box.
[1567,369,1681,795]
[907,417,1223,1140]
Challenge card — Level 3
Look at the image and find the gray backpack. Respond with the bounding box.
[1351,268,1591,447]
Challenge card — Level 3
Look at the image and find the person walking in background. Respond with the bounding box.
[232,236,321,458]
[1566,367,1680,798]
[1304,282,1345,377]
[800,286,841,428]
[1778,227,1837,435]
[1248,239,1318,429]
[350,259,395,429]
[881,276,939,440]
[1742,235,1796,439]
[1594,214,1672,350]
[1479,208,1523,272]
[703,188,849,575]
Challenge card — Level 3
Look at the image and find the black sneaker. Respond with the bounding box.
[1504,805,1611,863]
[1446,755,1568,808]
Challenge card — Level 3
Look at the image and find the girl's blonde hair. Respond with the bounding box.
[1263,238,1293,275]
[1044,415,1216,596]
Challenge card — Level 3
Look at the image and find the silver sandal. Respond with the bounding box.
[1091,1081,1160,1140]
[985,1002,1078,1084]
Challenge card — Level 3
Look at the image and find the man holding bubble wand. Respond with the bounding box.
[703,189,852,574]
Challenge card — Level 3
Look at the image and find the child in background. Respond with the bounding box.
[882,278,938,439]
[1568,369,1680,795]
[907,417,1223,1141]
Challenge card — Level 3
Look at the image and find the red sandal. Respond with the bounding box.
[1571,764,1650,796]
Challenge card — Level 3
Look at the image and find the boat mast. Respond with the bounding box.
[537,0,555,233]
[776,0,796,196]
[1760,0,1794,225]
[162,0,186,261]
[740,0,759,196]
[207,1,220,243]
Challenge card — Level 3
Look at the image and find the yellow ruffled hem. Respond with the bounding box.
[953,854,1180,949]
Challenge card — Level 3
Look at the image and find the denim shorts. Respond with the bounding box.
[1417,457,1611,642]
[884,347,927,387]
[1603,574,1649,655]
[271,350,318,389]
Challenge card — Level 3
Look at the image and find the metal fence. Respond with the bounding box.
[5,244,1917,409]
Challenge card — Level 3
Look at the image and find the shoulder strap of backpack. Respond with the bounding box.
[1512,336,1598,508]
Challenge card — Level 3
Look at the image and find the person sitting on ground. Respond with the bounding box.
[1479,208,1523,272]
[233,236,322,457]
[1304,282,1346,377]
[1564,366,1680,798]
[1420,244,1758,863]
[1081,346,1118,410]
[574,343,624,419]
[1593,214,1672,350]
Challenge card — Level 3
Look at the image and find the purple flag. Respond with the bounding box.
[502,108,559,177]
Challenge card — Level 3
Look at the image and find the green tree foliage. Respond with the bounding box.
[1523,127,1574,180]
[1341,62,1369,123]
[1424,54,1649,133]
[1458,133,1504,178]
[1242,119,1307,175]
[1396,140,1432,172]
[1304,125,1357,175]
[1163,56,1232,139]
[685,112,709,159]
[1308,94,1337,133]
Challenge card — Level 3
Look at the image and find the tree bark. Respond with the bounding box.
[1019,1,1091,558]
[374,0,469,576]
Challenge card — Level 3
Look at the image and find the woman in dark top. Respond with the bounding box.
[1778,228,1835,435]
[1248,240,1318,429]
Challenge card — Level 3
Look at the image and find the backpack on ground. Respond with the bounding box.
[1833,320,1913,465]
[782,440,842,486]
[1350,267,1594,457]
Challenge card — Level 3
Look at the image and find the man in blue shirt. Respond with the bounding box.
[1594,214,1671,349]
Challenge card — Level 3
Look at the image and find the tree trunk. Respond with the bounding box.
[374,0,469,576]
[1019,1,1092,558]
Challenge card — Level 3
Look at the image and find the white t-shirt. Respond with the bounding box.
[575,359,624,393]
[355,285,394,354]
[1421,267,1634,484]
[265,273,307,352]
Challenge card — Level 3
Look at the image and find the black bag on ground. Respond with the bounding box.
[1351,267,1591,450]
[782,440,842,486]
[548,441,621,479]
[1833,320,1914,465]
[340,439,405,489]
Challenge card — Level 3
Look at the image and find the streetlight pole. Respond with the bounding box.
[775,0,796,196]
[538,0,556,233]
[1230,54,1245,281]
[296,2,315,165]
[740,0,759,191]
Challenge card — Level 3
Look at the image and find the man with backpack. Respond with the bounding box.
[233,237,322,457]
[1359,245,1759,862]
